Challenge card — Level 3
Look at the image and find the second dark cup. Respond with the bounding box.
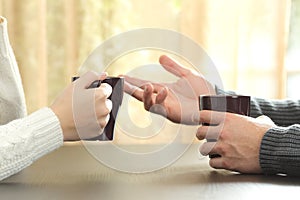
[199,95,250,158]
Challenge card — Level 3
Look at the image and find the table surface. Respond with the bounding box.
[1,141,300,200]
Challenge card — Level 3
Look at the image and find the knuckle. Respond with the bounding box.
[144,103,151,111]
[97,106,111,117]
[99,116,109,128]
[218,129,229,140]
[104,107,111,115]
[221,160,231,169]
[94,90,105,99]
[105,100,113,113]
[99,121,106,129]
[215,144,226,156]
[196,127,205,140]
[200,143,210,156]
[97,84,112,99]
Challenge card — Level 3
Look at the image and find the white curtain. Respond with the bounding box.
[0,0,291,114]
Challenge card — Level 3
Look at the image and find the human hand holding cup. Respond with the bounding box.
[72,76,124,141]
[199,95,250,158]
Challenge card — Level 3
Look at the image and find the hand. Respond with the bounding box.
[123,55,215,125]
[196,110,275,174]
[50,71,112,141]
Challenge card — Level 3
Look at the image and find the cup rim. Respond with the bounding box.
[105,76,124,80]
[199,95,250,99]
[72,76,124,81]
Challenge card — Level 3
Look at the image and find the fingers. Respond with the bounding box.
[199,110,227,125]
[97,99,112,129]
[206,153,235,171]
[123,75,165,93]
[159,55,190,78]
[208,157,225,170]
[124,81,144,101]
[143,84,154,110]
[199,141,217,156]
[142,84,168,109]
[196,110,226,160]
[97,83,112,99]
[155,87,168,104]
[196,110,234,171]
[99,72,108,80]
[124,77,168,108]
[98,114,110,129]
[195,110,225,139]
[122,75,151,89]
[196,125,222,140]
[105,99,113,114]
[73,71,100,89]
[93,82,112,130]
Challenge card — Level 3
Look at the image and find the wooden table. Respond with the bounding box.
[1,141,300,200]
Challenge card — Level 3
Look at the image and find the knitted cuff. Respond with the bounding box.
[260,125,300,176]
[24,107,64,159]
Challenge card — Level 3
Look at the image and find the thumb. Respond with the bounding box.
[159,55,190,78]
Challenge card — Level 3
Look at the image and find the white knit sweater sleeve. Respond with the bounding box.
[0,16,63,181]
[0,108,63,181]
[0,16,26,124]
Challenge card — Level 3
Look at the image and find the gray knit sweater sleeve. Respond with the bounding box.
[216,87,300,176]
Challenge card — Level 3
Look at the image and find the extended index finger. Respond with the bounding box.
[122,75,152,88]
[123,75,165,93]
[123,81,144,102]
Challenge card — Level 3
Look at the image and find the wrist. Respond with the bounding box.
[49,105,78,141]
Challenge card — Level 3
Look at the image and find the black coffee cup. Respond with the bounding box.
[199,95,250,158]
[72,76,124,141]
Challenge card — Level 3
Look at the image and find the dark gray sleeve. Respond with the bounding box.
[260,125,300,176]
[250,97,300,127]
[216,87,300,176]
[252,98,300,176]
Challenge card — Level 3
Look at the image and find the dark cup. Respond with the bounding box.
[199,95,250,158]
[72,76,124,141]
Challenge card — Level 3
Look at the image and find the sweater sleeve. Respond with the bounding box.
[0,16,27,124]
[216,86,300,176]
[0,107,63,181]
[250,98,300,175]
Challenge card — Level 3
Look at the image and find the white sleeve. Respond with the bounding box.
[0,16,27,124]
[0,107,63,181]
